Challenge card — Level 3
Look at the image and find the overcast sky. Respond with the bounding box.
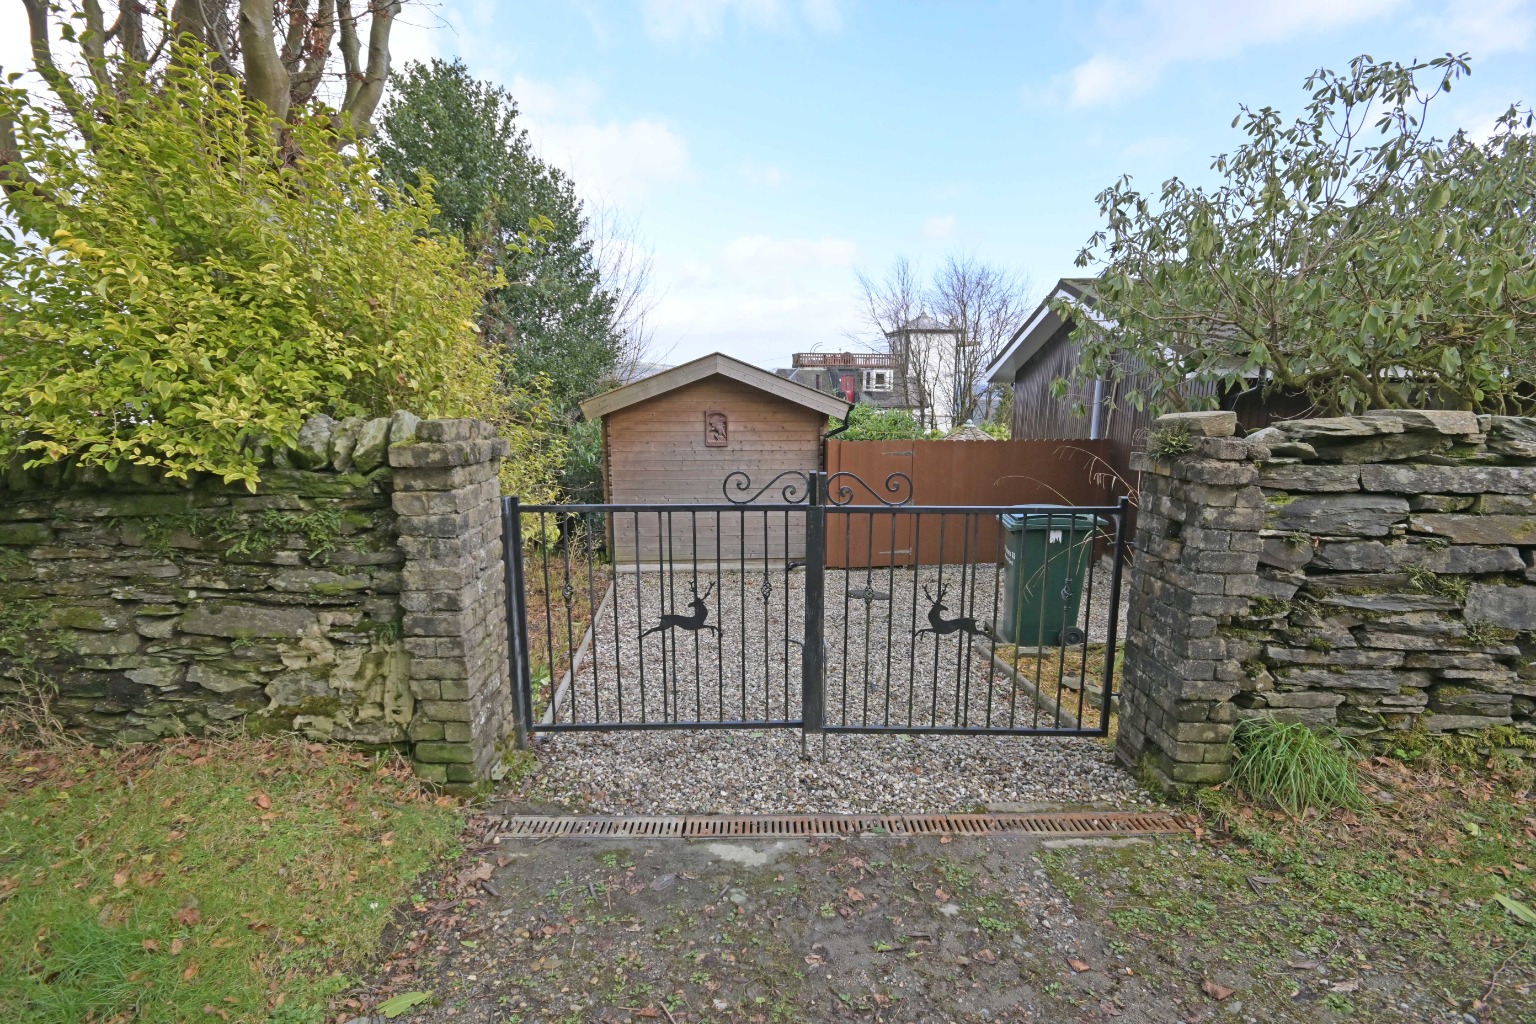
[4,1,1534,371]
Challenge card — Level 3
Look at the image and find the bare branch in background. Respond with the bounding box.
[931,254,1031,424]
[856,256,929,422]
[587,202,664,384]
[854,254,1032,430]
[338,0,399,134]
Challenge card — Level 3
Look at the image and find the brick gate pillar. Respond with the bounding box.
[1115,413,1269,786]
[389,418,512,786]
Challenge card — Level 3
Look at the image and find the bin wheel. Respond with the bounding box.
[1057,626,1086,647]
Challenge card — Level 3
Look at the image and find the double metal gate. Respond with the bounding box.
[502,470,1129,747]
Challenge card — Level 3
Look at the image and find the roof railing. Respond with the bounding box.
[791,352,896,368]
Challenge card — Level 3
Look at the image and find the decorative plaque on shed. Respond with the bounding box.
[704,410,729,447]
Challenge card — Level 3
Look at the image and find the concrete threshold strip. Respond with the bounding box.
[496,811,1192,840]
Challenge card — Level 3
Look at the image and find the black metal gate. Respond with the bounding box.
[502,471,1129,747]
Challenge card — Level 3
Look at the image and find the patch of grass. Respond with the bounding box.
[0,736,462,1023]
[1042,752,1536,1022]
[1232,718,1368,818]
[1466,621,1520,648]
[1405,565,1470,602]
[993,642,1119,733]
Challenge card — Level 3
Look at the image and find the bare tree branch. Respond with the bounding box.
[170,0,235,74]
[81,1,113,92]
[22,0,82,110]
[120,0,147,65]
[336,0,363,112]
[338,0,397,135]
[289,2,336,108]
[238,0,292,123]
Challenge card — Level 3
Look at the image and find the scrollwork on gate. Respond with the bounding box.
[721,470,812,505]
[826,471,913,507]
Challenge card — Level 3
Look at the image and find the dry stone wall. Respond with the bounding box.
[1118,410,1536,786]
[0,412,513,786]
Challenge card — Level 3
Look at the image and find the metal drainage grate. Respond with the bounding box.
[497,811,1191,840]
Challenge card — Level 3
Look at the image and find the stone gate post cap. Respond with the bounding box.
[1360,409,1481,435]
[1154,411,1238,437]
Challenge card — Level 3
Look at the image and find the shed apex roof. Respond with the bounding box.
[579,352,853,421]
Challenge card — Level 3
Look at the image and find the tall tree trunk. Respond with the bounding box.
[238,0,292,126]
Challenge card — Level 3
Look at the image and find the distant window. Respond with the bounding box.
[863,369,892,392]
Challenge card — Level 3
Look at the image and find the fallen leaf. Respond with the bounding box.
[182,960,200,982]
[112,870,129,888]
[632,1007,663,1019]
[846,887,865,902]
[939,835,952,844]
[377,991,434,1018]
[1201,979,1234,1001]
[1496,893,1536,926]
[1068,958,1091,973]
[252,792,272,810]
[934,887,950,902]
[141,939,160,952]
[456,862,494,886]
[1330,980,1359,994]
[176,907,202,927]
[170,938,185,955]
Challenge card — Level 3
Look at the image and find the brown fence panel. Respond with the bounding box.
[825,438,1120,567]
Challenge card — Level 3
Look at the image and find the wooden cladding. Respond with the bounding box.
[824,438,1121,567]
[603,375,824,560]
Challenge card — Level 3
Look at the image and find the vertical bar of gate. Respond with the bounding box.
[1097,496,1131,737]
[801,472,826,737]
[503,497,534,749]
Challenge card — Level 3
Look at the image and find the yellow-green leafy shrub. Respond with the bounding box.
[0,49,535,490]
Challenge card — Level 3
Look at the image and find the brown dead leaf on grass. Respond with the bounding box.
[1201,979,1234,1000]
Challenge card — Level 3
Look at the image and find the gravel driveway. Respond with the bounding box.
[519,563,1142,816]
[543,564,1122,732]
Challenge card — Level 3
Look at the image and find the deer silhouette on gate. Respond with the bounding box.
[642,579,720,637]
[914,584,994,640]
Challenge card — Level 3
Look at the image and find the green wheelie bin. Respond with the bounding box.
[998,509,1106,647]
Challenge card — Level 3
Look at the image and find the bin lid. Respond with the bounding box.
[1000,508,1107,531]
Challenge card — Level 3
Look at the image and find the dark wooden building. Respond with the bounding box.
[985,277,1312,491]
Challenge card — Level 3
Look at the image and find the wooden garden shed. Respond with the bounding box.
[580,352,851,562]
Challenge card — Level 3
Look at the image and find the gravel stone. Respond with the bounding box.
[517,562,1143,815]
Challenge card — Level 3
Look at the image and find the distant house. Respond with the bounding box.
[885,315,973,433]
[984,277,1311,489]
[778,315,981,433]
[775,351,916,417]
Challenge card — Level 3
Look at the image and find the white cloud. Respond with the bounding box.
[738,161,787,187]
[1052,0,1404,107]
[1419,0,1536,56]
[508,74,693,204]
[641,0,843,41]
[650,235,865,365]
[923,215,956,240]
[387,3,445,71]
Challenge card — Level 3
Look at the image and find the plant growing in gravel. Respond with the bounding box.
[1232,718,1369,817]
